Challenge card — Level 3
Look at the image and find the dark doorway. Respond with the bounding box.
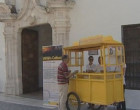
[22,29,39,93]
[21,24,52,100]
[122,24,140,90]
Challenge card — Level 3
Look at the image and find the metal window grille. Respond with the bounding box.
[122,25,140,90]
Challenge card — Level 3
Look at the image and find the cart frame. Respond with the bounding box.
[64,36,125,110]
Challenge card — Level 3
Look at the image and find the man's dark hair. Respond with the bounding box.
[62,55,68,61]
[88,56,93,60]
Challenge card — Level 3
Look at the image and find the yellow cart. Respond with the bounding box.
[64,36,125,110]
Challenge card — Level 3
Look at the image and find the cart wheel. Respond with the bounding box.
[66,92,81,110]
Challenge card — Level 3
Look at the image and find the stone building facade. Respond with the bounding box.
[1,0,140,109]
[0,0,75,95]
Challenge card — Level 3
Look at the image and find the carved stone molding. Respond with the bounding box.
[26,15,37,25]
[0,3,10,13]
[0,3,17,21]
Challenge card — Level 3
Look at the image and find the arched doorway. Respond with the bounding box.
[1,0,74,96]
[21,24,52,99]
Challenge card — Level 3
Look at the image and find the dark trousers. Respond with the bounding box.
[117,85,126,110]
[117,101,126,110]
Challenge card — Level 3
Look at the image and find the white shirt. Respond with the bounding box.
[86,64,96,72]
[95,64,103,72]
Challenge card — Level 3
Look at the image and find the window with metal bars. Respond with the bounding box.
[122,24,140,90]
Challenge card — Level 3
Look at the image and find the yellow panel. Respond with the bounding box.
[68,75,124,105]
[91,81,106,104]
[68,79,76,93]
[114,80,124,102]
[76,80,90,102]
[106,81,114,104]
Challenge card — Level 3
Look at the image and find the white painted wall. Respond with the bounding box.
[69,0,140,109]
[70,0,140,44]
[0,0,5,3]
[0,23,6,93]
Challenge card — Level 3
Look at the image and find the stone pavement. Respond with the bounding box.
[0,93,137,110]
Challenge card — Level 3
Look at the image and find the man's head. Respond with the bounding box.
[62,55,69,64]
[98,56,103,64]
[88,56,94,63]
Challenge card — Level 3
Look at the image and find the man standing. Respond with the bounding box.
[57,55,77,110]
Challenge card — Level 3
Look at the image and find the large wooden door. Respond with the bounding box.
[122,25,140,90]
[22,29,39,93]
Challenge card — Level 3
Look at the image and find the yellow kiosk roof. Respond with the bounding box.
[64,35,122,50]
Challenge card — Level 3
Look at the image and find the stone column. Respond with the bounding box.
[4,22,22,95]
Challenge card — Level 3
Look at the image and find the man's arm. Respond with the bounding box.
[65,70,78,78]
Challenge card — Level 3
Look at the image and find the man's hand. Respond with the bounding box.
[73,70,78,74]
[66,70,78,78]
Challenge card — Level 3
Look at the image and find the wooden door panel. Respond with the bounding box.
[22,29,39,93]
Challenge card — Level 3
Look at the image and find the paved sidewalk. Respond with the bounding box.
[0,93,137,110]
[0,101,138,110]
